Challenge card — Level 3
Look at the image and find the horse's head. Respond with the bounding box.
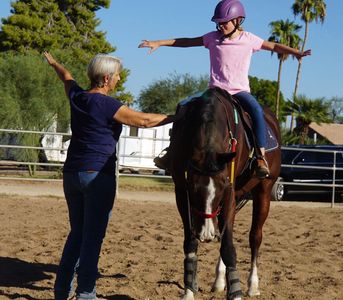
[183,90,236,242]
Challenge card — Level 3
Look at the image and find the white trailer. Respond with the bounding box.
[39,122,172,173]
[117,124,172,173]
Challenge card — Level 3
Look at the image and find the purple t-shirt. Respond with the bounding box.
[203,31,264,95]
[63,82,123,174]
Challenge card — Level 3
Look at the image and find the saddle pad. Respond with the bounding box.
[265,124,279,153]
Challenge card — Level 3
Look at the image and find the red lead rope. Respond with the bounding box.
[192,205,222,219]
[230,138,237,152]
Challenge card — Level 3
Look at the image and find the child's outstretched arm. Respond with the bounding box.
[43,51,74,96]
[262,41,311,60]
[138,37,203,54]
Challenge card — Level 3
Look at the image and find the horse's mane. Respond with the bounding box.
[184,91,227,174]
[186,96,215,125]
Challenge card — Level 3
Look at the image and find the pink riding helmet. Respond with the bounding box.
[211,0,246,24]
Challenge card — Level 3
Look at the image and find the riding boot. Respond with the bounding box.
[154,104,186,171]
[153,148,171,170]
[256,156,270,179]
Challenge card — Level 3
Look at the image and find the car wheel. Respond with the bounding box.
[271,177,285,201]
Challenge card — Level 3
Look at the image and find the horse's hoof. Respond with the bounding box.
[247,288,261,297]
[211,282,225,293]
[180,289,195,300]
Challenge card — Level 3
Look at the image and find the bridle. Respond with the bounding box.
[185,91,239,226]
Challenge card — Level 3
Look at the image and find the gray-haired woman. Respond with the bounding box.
[44,52,179,300]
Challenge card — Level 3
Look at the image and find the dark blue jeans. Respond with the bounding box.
[54,171,116,300]
[234,91,267,148]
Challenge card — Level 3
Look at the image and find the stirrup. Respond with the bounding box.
[256,156,270,179]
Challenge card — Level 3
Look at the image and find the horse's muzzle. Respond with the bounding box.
[196,218,220,242]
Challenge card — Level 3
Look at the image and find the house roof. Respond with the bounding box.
[309,122,343,145]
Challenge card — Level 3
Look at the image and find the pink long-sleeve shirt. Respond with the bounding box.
[203,31,264,95]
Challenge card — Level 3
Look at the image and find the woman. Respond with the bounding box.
[44,52,178,300]
[138,0,311,179]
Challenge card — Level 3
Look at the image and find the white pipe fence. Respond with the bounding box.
[0,128,170,181]
[0,128,342,206]
[278,146,343,208]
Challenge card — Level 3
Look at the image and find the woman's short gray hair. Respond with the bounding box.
[87,54,122,88]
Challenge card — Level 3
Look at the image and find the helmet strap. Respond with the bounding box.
[219,21,240,42]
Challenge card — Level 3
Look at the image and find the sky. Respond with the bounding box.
[0,0,342,102]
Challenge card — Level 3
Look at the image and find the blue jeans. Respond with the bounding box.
[234,91,267,148]
[54,171,116,300]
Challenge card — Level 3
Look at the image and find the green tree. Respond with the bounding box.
[0,0,114,58]
[137,73,209,114]
[0,0,73,52]
[0,51,69,172]
[55,0,114,58]
[285,94,331,144]
[268,19,302,120]
[291,0,327,129]
[327,97,343,124]
[0,0,132,104]
[249,76,285,121]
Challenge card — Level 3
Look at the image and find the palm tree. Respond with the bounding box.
[268,19,302,119]
[290,0,327,129]
[285,94,331,144]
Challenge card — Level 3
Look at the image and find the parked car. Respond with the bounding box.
[271,145,343,201]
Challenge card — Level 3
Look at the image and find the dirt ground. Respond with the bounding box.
[0,179,343,300]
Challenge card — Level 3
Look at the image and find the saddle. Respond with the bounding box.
[210,88,258,156]
[209,88,279,189]
[211,88,278,154]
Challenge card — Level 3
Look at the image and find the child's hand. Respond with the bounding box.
[43,51,57,66]
[296,49,311,60]
[138,40,160,54]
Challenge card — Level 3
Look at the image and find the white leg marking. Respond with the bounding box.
[211,256,226,292]
[247,260,260,296]
[180,289,195,300]
[199,178,216,242]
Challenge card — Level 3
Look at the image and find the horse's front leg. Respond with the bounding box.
[181,239,199,300]
[175,186,199,300]
[247,185,271,297]
[220,231,243,300]
[219,205,243,300]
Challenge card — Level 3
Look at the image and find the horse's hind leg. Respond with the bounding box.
[212,256,226,292]
[248,183,271,297]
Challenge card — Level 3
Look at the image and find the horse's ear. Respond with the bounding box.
[217,152,236,165]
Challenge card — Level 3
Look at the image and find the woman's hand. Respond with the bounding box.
[138,40,161,54]
[43,51,74,95]
[43,51,57,66]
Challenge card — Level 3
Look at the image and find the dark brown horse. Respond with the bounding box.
[169,88,281,300]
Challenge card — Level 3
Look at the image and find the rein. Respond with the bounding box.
[185,91,240,224]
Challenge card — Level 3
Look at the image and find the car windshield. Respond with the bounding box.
[281,149,299,163]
